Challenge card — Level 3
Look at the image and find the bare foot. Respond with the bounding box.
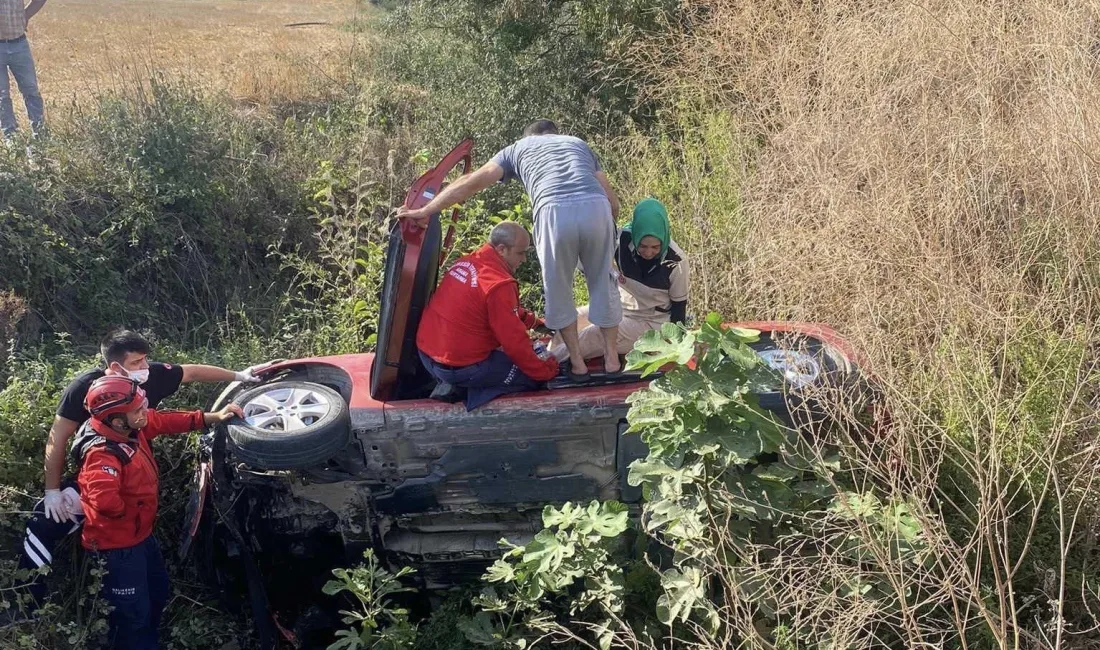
[570,356,589,376]
[604,357,622,375]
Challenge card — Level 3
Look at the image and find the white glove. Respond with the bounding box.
[233,360,281,383]
[233,369,260,383]
[43,489,73,524]
[61,487,84,517]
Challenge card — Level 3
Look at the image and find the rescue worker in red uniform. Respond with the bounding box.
[74,376,242,649]
[416,221,559,409]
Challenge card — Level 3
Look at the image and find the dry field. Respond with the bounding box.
[22,0,364,119]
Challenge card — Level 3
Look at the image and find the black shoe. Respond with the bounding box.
[429,382,465,403]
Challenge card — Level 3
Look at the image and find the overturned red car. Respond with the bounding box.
[181,141,876,648]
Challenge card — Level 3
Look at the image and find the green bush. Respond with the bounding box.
[0,78,355,340]
[375,0,677,153]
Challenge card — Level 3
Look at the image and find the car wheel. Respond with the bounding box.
[226,380,350,470]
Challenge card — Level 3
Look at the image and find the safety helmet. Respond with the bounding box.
[84,376,147,423]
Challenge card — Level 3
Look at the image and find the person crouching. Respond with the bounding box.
[74,376,241,650]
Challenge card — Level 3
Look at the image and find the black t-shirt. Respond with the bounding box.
[56,362,185,424]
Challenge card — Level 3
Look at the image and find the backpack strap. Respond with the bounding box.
[70,424,136,468]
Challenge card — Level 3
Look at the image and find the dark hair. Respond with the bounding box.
[99,329,151,365]
[523,119,559,137]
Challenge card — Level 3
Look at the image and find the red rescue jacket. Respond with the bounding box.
[417,244,558,381]
[75,409,205,551]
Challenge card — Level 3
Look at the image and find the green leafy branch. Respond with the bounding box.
[461,501,631,650]
[322,550,418,650]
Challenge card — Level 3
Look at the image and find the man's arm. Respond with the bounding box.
[594,171,620,222]
[24,0,46,22]
[144,405,243,439]
[43,415,80,491]
[182,363,273,384]
[78,450,125,520]
[485,289,559,382]
[396,161,505,227]
[180,364,236,383]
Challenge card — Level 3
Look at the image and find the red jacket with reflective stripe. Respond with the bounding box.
[77,409,205,551]
[417,244,558,381]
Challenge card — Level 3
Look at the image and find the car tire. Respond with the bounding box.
[226,380,350,470]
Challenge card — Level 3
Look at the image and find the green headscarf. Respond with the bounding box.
[626,197,671,260]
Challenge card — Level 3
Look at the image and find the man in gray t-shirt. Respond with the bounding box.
[398,120,623,379]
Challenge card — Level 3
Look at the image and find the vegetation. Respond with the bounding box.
[2,0,1099,648]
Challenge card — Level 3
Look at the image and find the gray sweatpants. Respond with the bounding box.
[534,195,622,330]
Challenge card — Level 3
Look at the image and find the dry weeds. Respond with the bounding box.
[619,1,1100,646]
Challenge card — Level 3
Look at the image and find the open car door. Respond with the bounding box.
[370,139,475,401]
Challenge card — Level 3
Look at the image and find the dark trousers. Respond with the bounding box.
[17,479,83,608]
[419,349,541,410]
[96,535,171,650]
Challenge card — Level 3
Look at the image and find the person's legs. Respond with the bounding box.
[17,481,84,609]
[99,542,155,650]
[460,350,543,409]
[549,305,603,362]
[615,316,660,356]
[145,537,171,646]
[6,39,44,134]
[0,45,16,136]
[533,204,586,374]
[575,198,622,372]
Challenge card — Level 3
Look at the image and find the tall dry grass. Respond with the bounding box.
[617,0,1100,647]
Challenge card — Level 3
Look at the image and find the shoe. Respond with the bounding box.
[567,369,590,383]
[560,361,590,383]
[429,382,464,403]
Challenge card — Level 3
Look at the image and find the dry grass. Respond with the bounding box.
[633,0,1100,357]
[22,0,366,119]
[617,1,1100,646]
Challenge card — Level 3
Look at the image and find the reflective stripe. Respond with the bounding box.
[26,531,51,564]
[23,539,46,568]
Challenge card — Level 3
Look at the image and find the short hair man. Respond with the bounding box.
[416,222,559,409]
[13,329,270,615]
[0,0,47,137]
[398,120,623,381]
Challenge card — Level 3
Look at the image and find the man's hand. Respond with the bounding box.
[206,404,244,425]
[43,489,74,524]
[61,487,83,517]
[233,360,282,383]
[396,206,430,229]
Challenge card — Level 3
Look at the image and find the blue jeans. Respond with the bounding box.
[419,349,542,410]
[95,536,171,650]
[0,36,44,135]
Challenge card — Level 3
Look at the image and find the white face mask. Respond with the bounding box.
[119,366,150,384]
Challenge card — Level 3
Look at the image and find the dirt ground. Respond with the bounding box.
[21,0,363,118]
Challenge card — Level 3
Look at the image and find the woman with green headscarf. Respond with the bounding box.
[550,198,689,367]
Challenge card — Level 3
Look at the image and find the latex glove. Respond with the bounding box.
[233,369,260,383]
[233,360,282,383]
[61,487,84,517]
[43,489,73,524]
